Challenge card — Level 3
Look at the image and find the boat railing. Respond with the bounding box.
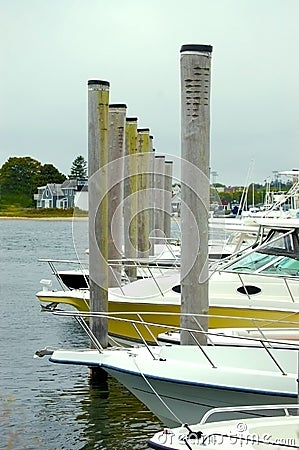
[38,258,89,291]
[199,403,299,425]
[109,258,180,274]
[149,235,181,252]
[51,309,299,376]
[38,256,179,294]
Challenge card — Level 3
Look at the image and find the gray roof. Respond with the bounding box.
[47,183,64,196]
[61,179,78,189]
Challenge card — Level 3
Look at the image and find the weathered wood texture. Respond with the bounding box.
[137,128,151,257]
[164,160,173,238]
[88,79,110,352]
[153,155,165,244]
[108,104,127,287]
[180,45,213,344]
[124,118,138,280]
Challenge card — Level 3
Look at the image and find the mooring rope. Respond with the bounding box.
[131,350,183,425]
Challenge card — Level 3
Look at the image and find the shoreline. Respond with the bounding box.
[0,216,88,221]
[0,215,180,222]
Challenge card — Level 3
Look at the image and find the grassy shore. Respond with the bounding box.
[0,207,88,220]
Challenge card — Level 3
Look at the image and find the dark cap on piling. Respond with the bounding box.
[137,128,150,132]
[109,103,127,108]
[88,79,110,86]
[180,44,213,53]
[126,117,138,122]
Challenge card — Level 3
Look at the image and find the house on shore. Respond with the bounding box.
[34,179,88,210]
[35,180,181,214]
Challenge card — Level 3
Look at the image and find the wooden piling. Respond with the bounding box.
[124,117,138,279]
[88,79,110,380]
[137,128,151,258]
[148,136,155,255]
[108,104,127,287]
[180,44,213,345]
[164,160,173,239]
[153,155,165,244]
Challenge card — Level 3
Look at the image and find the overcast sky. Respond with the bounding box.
[1,0,298,186]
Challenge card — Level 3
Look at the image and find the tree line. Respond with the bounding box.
[0,154,292,210]
[0,155,87,208]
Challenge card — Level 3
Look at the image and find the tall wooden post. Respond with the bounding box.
[88,79,109,379]
[148,136,155,255]
[137,128,151,258]
[108,104,127,287]
[153,155,165,244]
[124,117,138,279]
[164,160,173,239]
[180,44,213,345]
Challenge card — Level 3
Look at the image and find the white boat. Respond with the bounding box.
[40,228,256,291]
[148,404,299,450]
[36,220,299,344]
[45,326,299,427]
[39,241,182,291]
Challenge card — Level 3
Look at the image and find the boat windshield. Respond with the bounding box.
[228,252,299,276]
[260,256,299,276]
[228,253,279,273]
[225,228,299,276]
[258,229,299,257]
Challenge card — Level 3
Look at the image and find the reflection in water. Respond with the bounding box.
[80,376,160,449]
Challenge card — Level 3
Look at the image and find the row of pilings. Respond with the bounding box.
[87,44,212,380]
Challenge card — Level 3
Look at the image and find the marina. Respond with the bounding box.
[2,37,299,450]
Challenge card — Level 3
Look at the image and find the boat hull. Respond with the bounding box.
[37,290,299,344]
[49,345,298,427]
[105,366,295,426]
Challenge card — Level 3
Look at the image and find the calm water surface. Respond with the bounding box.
[0,219,164,450]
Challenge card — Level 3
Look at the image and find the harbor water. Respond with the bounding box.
[0,218,173,450]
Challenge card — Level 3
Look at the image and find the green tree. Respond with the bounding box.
[38,163,66,186]
[0,157,42,206]
[220,192,234,204]
[0,157,66,207]
[69,155,87,179]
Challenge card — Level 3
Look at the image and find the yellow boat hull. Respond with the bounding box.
[37,293,299,344]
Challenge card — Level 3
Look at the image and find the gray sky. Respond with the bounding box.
[1,0,298,186]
